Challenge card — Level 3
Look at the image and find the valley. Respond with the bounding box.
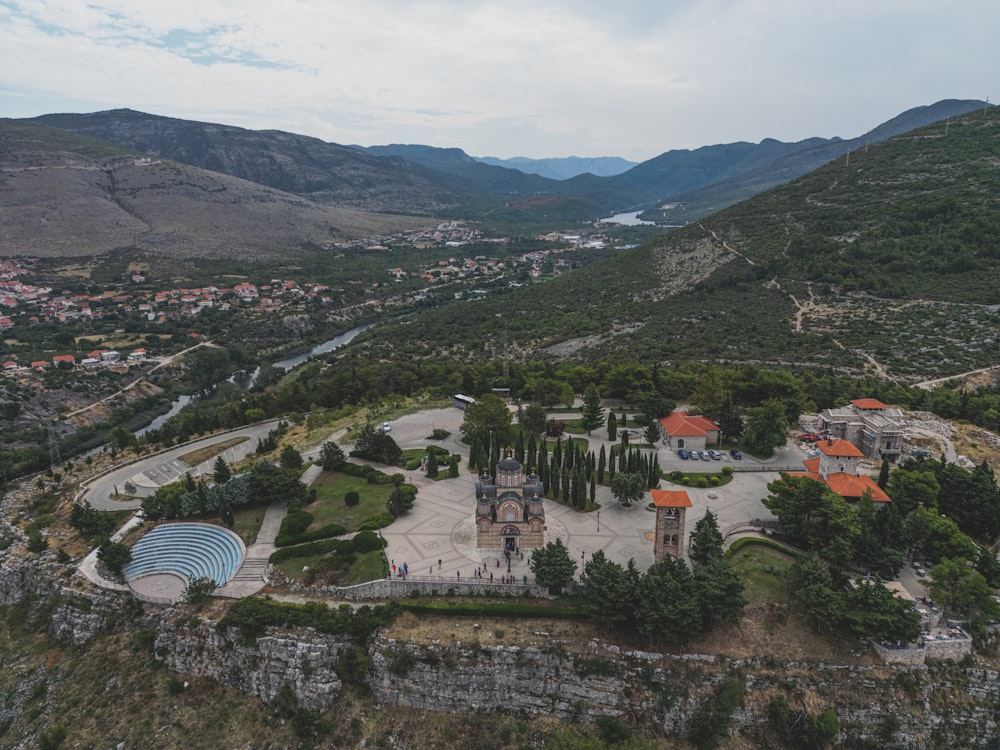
[1,99,1000,749]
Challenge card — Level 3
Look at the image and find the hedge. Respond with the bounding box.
[397,600,588,619]
[358,513,395,530]
[269,538,350,563]
[726,536,803,560]
[274,522,348,547]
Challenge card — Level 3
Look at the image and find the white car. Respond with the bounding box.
[381,421,391,433]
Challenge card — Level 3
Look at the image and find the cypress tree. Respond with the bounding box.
[598,445,606,484]
[607,412,618,442]
[590,476,596,505]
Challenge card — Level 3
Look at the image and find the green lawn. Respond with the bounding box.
[276,549,385,585]
[728,544,797,604]
[306,470,395,532]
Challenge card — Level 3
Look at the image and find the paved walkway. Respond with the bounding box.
[367,406,787,583]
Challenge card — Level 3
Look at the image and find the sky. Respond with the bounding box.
[0,0,995,161]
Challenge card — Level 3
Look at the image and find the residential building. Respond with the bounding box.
[793,439,891,503]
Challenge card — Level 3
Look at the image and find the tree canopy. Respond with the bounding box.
[530,539,577,594]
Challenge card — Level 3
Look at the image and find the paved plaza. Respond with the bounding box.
[82,405,801,596]
[377,406,791,584]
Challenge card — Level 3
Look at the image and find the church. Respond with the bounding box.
[475,452,546,551]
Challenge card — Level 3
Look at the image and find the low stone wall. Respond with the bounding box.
[870,632,973,666]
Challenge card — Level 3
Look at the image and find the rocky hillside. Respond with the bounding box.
[30,109,464,214]
[353,107,1000,382]
[0,119,433,261]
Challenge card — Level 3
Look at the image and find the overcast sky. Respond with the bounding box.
[1,0,995,161]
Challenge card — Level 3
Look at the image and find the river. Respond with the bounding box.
[602,210,655,226]
[134,321,376,436]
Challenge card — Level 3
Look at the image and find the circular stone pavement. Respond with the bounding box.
[129,572,188,603]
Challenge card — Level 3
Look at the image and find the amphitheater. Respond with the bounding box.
[124,523,247,604]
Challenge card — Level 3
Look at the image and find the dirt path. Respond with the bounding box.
[914,364,1000,390]
[698,223,756,266]
[62,340,214,419]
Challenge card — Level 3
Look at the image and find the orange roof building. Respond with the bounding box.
[659,411,720,451]
[792,439,891,503]
[850,398,890,410]
[651,489,692,561]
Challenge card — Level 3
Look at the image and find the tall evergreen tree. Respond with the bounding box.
[636,557,702,647]
[580,384,606,435]
[878,458,891,489]
[607,412,618,442]
[212,456,231,485]
[689,510,725,567]
[598,445,607,484]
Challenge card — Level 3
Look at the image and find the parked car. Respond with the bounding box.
[916,567,927,578]
[677,449,689,460]
[708,450,722,460]
[729,449,743,460]
[699,451,711,461]
[801,433,821,442]
[381,421,392,433]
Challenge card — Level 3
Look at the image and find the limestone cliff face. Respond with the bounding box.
[5,556,1000,747]
[154,618,345,710]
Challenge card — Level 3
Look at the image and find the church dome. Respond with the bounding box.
[496,455,522,472]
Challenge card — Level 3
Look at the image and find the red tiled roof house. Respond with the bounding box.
[792,438,891,503]
[658,411,721,451]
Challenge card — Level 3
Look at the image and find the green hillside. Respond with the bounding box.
[355,111,1000,382]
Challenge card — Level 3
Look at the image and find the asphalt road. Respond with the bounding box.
[83,420,285,511]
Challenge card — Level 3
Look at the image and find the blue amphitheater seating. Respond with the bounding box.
[124,523,245,586]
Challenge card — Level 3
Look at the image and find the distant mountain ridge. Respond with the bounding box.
[18,98,993,228]
[30,109,464,214]
[473,155,637,179]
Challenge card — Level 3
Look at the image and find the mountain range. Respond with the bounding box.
[19,98,988,227]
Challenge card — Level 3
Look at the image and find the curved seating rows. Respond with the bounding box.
[124,523,245,586]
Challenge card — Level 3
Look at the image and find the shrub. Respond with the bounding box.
[336,539,355,557]
[353,529,386,553]
[359,513,395,531]
[280,510,314,538]
[709,476,720,486]
[722,465,734,475]
[344,491,360,507]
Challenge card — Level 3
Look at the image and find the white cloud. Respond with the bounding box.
[1,0,996,159]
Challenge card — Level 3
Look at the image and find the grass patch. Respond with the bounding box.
[343,549,387,585]
[728,543,798,604]
[179,437,249,467]
[276,549,385,586]
[307,471,395,533]
[230,505,266,546]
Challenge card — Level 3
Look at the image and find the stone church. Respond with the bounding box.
[475,452,546,551]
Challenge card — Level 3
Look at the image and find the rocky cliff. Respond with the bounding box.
[5,557,1000,747]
